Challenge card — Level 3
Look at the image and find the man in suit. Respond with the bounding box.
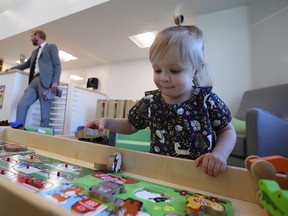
[10,29,61,127]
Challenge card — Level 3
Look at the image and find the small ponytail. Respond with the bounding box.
[174,14,184,26]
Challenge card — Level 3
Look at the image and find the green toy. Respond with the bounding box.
[258,179,288,216]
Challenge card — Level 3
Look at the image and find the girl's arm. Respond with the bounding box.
[195,122,236,177]
[212,122,236,160]
[86,117,138,134]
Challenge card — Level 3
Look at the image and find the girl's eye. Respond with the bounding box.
[170,69,181,74]
[153,69,161,74]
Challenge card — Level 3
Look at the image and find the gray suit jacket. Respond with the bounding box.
[12,43,61,89]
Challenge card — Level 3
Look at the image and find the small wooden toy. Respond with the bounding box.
[245,155,288,189]
[113,198,143,215]
[4,143,28,152]
[17,176,44,189]
[185,194,226,216]
[258,179,288,216]
[109,152,122,173]
[94,152,122,173]
[75,128,101,139]
[88,181,125,203]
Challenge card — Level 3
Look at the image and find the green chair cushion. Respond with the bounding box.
[116,141,150,152]
[231,118,246,135]
[115,130,150,152]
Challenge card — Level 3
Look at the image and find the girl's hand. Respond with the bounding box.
[194,152,227,177]
[85,118,106,134]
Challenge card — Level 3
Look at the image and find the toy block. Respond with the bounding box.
[75,128,101,139]
[94,152,122,173]
[4,143,27,152]
[88,181,125,203]
[185,194,226,216]
[113,198,143,215]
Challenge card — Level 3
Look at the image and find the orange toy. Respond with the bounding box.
[245,155,288,189]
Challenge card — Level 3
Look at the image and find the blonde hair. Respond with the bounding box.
[149,15,212,86]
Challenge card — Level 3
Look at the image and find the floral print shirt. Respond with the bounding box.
[128,86,232,160]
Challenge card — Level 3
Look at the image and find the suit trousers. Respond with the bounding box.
[16,76,52,127]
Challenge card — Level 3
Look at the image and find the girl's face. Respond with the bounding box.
[151,46,195,104]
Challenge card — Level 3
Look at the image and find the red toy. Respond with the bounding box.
[245,155,288,190]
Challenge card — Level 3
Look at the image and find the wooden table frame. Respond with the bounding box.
[0,127,264,216]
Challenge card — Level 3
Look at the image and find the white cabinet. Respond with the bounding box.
[0,70,107,136]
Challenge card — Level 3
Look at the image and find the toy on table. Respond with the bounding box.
[258,179,288,216]
[3,143,27,152]
[185,194,226,216]
[245,155,288,189]
[88,181,125,203]
[113,198,143,215]
[94,152,122,173]
[75,128,101,139]
[90,152,125,204]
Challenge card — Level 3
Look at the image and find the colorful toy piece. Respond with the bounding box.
[88,181,125,203]
[75,128,101,139]
[17,176,44,189]
[185,194,226,216]
[113,198,144,215]
[4,143,28,152]
[258,179,288,216]
[245,155,288,189]
[94,152,122,173]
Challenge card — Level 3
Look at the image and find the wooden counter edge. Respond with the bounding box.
[0,177,75,216]
[1,127,260,204]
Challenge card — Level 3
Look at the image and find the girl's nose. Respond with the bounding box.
[160,72,170,82]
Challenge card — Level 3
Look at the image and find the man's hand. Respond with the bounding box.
[51,82,58,92]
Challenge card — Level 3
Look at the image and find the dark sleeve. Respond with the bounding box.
[11,57,31,71]
[128,97,151,130]
[206,92,232,132]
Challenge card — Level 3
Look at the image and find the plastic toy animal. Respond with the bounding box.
[258,179,288,216]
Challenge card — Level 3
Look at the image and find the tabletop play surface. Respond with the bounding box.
[0,145,233,216]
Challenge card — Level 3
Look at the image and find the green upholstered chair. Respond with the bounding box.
[115,130,150,152]
[229,84,288,167]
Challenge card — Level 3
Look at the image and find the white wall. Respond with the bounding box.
[250,0,288,88]
[196,6,251,115]
[67,59,157,101]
